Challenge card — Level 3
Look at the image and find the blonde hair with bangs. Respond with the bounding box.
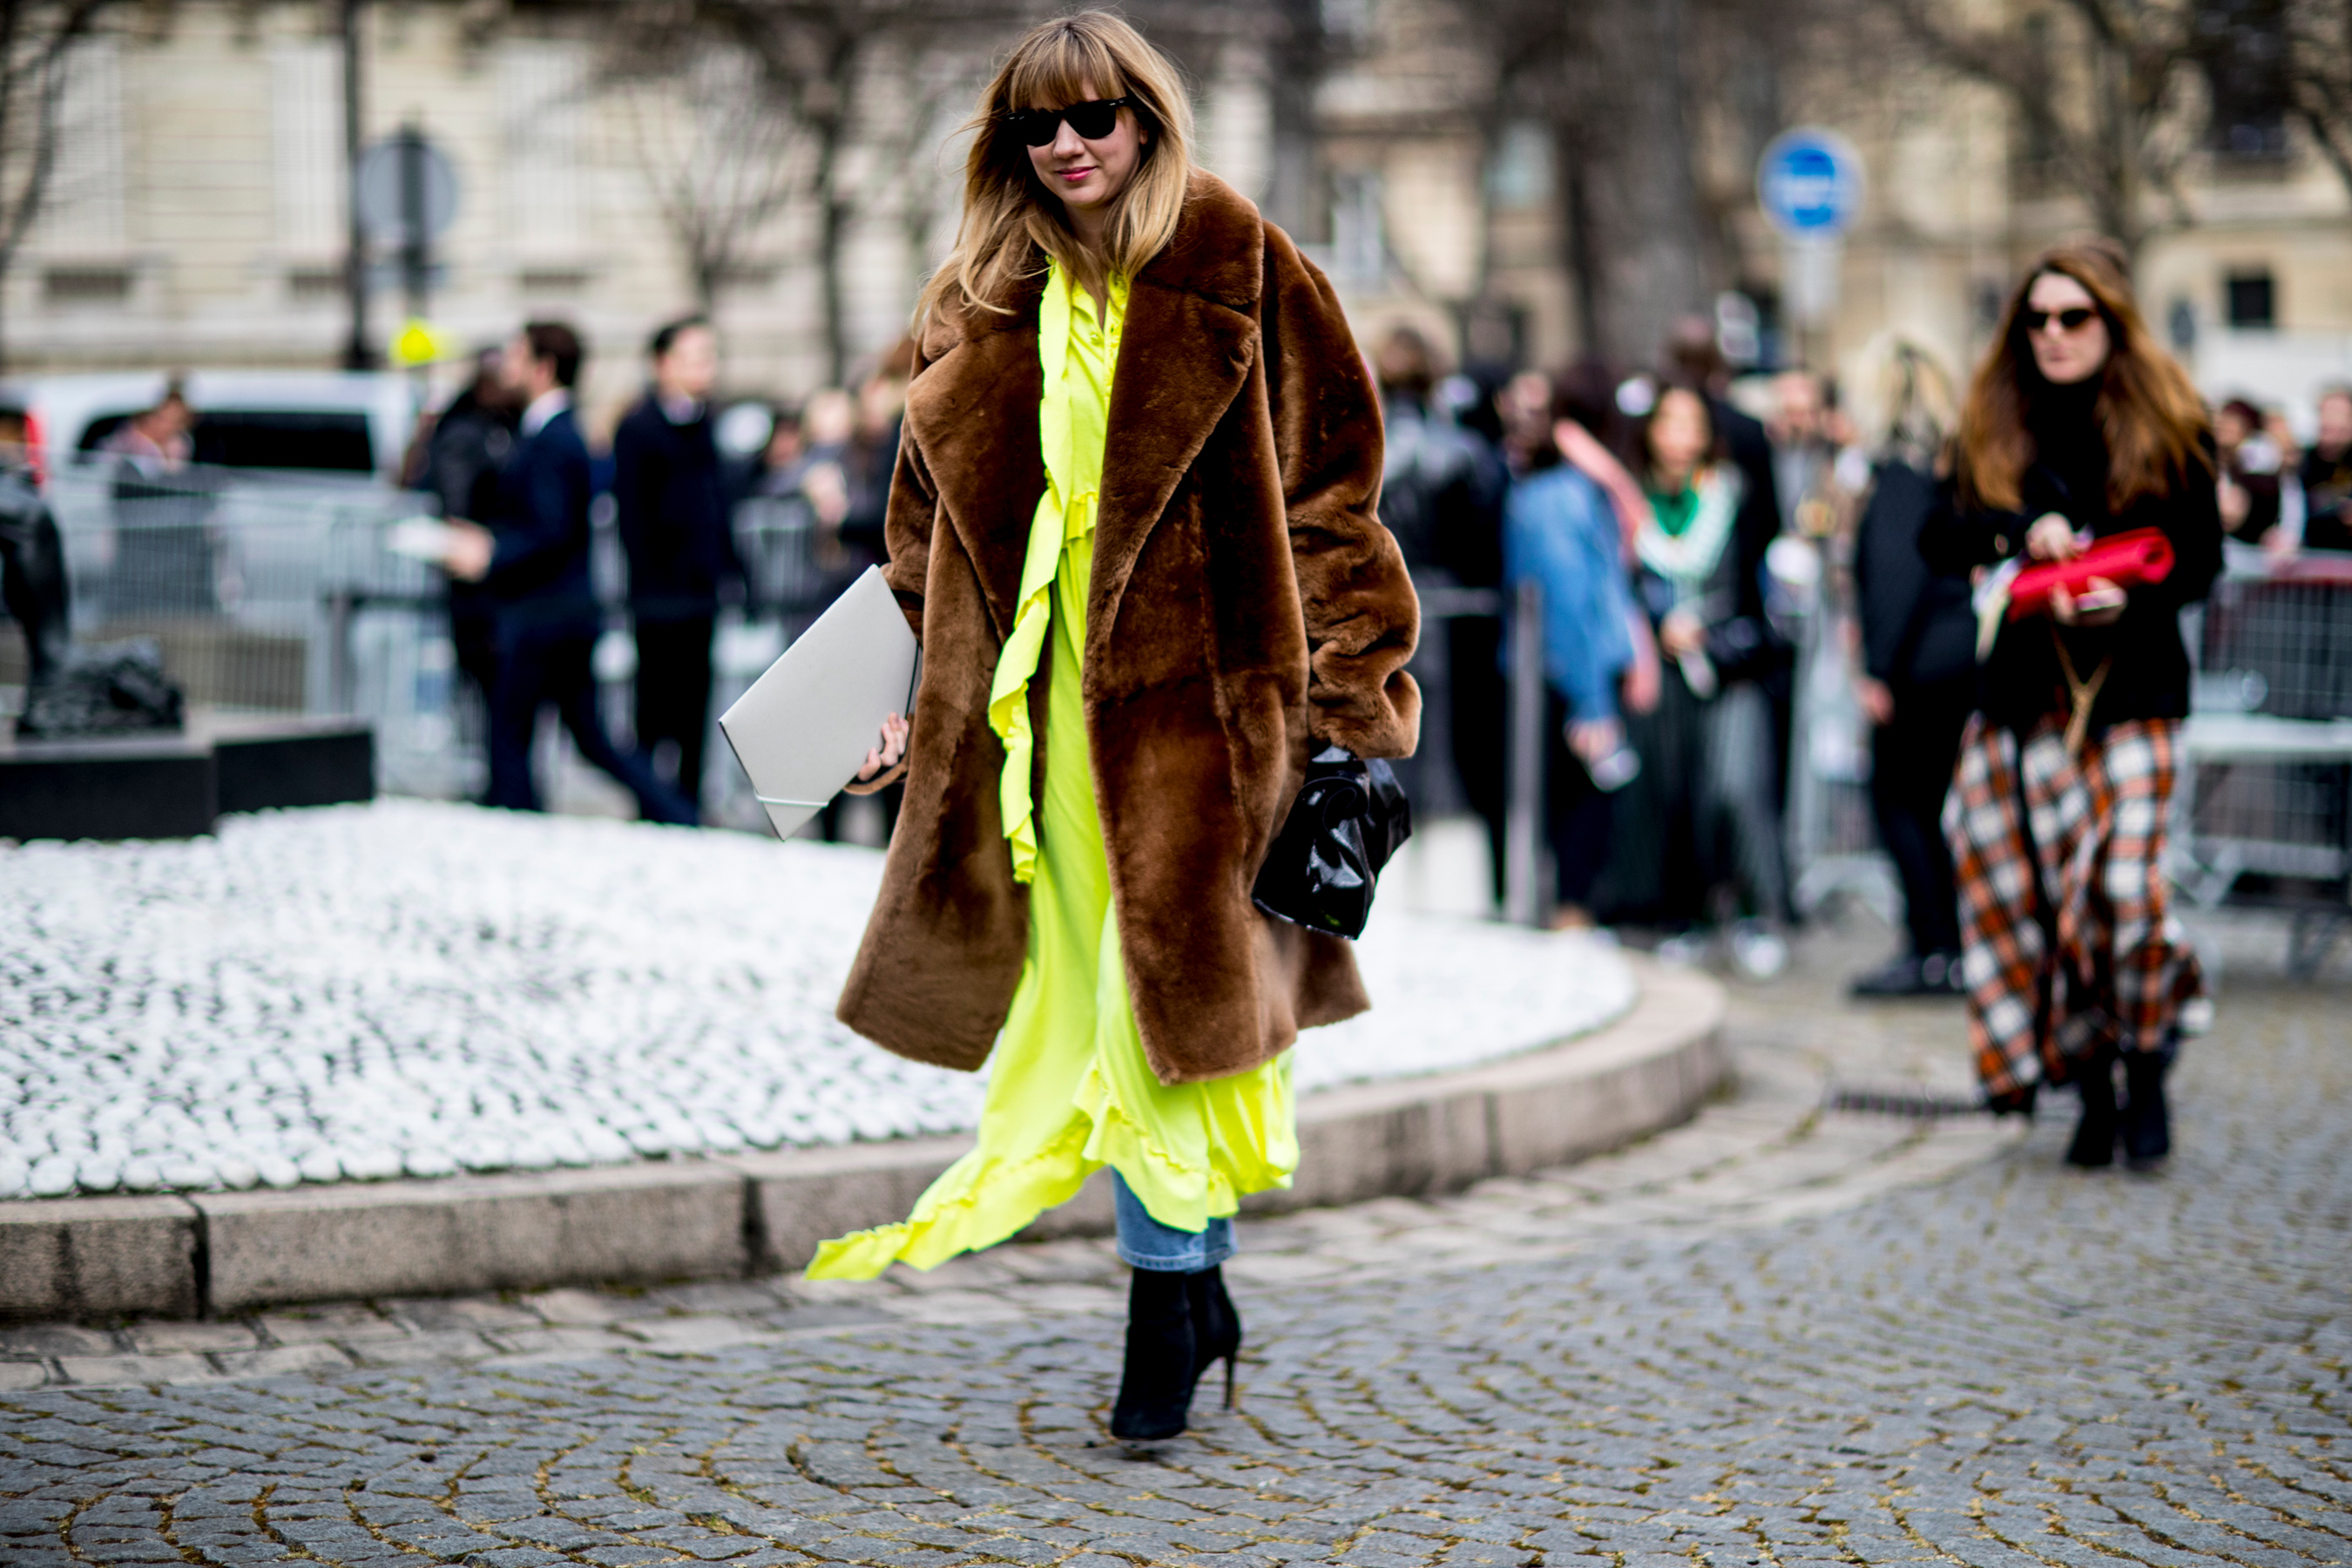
[919,11,1195,321]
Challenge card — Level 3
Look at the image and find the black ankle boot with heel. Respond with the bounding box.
[1187,1265,1241,1411]
[2065,1048,2118,1167]
[1109,1268,1197,1441]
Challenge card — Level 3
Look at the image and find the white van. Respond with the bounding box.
[0,370,417,484]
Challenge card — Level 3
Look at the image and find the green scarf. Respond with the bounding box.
[1647,484,1700,537]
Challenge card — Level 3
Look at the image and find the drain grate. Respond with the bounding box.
[1825,1084,1989,1119]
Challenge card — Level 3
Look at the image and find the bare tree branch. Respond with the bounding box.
[606,0,1030,384]
[0,0,137,368]
[1878,0,2203,260]
[2284,0,2352,201]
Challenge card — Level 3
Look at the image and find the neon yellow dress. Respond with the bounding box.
[808,263,1298,1281]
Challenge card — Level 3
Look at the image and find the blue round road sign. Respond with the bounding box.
[1758,128,1863,237]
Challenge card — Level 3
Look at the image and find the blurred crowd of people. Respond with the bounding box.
[2214,383,2352,555]
[1379,318,1833,981]
[1376,314,2352,991]
[395,298,2352,962]
[401,317,913,832]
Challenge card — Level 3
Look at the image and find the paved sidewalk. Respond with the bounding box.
[3,913,2346,1567]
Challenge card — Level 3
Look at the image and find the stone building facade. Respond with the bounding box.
[10,0,2350,431]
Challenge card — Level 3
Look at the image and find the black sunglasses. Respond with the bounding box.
[2023,306,2099,335]
[1004,96,1132,146]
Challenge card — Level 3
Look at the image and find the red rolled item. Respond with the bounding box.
[2004,527,2175,621]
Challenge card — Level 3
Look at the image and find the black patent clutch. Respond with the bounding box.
[1250,744,1412,940]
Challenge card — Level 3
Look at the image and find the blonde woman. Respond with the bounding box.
[814,13,1417,1441]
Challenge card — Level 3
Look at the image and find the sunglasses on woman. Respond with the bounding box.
[2024,306,2099,335]
[1004,96,1132,146]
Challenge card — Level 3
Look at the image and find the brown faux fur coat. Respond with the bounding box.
[836,170,1419,1086]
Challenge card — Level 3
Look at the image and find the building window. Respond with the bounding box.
[2226,269,2275,328]
[43,266,132,305]
[1487,122,1552,211]
[1329,171,1385,291]
[499,41,589,252]
[40,38,125,251]
[273,40,344,252]
[517,267,591,297]
[2197,0,2290,161]
[287,267,344,302]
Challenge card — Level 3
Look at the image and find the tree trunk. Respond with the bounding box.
[1558,147,1602,358]
[814,119,848,385]
[2096,39,2140,261]
[1262,0,1323,240]
[1563,0,1709,365]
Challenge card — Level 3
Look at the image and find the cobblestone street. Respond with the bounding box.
[3,914,2346,1568]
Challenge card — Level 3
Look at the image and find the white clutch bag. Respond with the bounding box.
[718,566,918,839]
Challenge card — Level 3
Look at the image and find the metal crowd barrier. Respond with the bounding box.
[2174,550,2352,977]
[24,470,1933,943]
[6,465,414,716]
[1782,533,1892,924]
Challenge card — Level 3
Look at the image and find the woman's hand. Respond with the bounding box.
[1659,607,1706,660]
[1621,654,1660,716]
[1855,675,1895,727]
[855,713,909,782]
[2219,474,2250,531]
[2024,512,2082,561]
[2050,577,2126,627]
[1568,716,1623,766]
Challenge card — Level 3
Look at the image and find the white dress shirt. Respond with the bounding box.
[521,388,572,438]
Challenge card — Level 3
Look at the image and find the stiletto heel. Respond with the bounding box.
[1187,1265,1241,1412]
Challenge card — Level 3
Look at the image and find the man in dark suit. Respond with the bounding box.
[445,321,694,825]
[612,314,740,808]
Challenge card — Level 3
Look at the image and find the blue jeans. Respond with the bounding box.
[1112,1171,1235,1273]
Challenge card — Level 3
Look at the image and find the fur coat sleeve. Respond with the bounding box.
[1261,226,1420,760]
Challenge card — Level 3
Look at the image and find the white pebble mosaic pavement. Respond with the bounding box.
[0,799,1632,1200]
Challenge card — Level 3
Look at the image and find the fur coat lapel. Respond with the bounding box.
[903,173,1266,645]
[901,280,1044,641]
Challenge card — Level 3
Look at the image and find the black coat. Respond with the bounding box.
[1715,395,1793,686]
[422,387,517,625]
[612,395,741,624]
[423,388,516,525]
[484,405,600,646]
[1854,459,1975,690]
[1920,402,2221,734]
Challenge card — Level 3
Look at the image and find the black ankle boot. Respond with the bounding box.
[2066,1050,2118,1167]
[1110,1268,1196,1441]
[1187,1266,1241,1411]
[2119,1051,2171,1168]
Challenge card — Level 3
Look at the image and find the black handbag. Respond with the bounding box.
[1250,744,1412,940]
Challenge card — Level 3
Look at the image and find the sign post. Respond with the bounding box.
[355,127,461,376]
[1756,128,1864,366]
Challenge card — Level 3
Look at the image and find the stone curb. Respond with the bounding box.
[1,957,1723,1321]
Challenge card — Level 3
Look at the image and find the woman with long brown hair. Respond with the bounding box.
[807,12,1417,1441]
[1924,240,2219,1167]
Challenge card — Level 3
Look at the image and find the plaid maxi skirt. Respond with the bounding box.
[1942,715,2206,1098]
